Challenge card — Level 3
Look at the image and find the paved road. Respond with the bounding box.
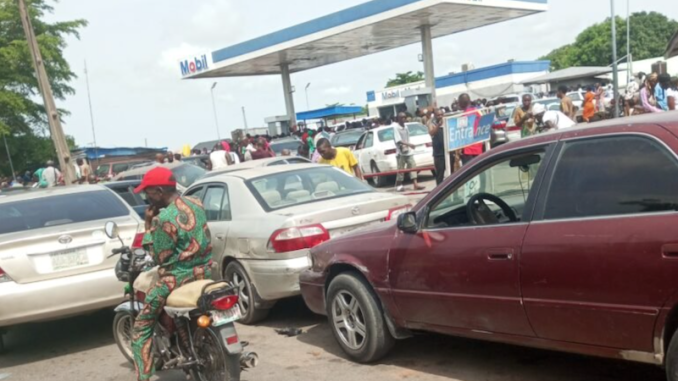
[0,297,664,381]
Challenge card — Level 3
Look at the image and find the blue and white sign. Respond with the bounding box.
[446,112,494,152]
[180,54,210,77]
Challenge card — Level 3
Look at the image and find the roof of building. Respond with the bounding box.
[182,0,548,78]
[297,106,364,121]
[520,66,613,84]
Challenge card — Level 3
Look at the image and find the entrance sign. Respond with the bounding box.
[446,111,494,152]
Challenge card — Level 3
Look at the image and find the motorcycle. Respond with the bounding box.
[104,221,258,381]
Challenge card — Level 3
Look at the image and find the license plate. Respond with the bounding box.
[211,306,242,327]
[50,249,89,271]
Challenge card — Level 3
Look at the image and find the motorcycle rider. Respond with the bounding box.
[131,167,213,381]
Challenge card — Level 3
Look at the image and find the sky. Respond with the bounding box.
[44,0,678,151]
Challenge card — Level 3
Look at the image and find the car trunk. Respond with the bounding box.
[0,217,140,284]
[275,192,409,240]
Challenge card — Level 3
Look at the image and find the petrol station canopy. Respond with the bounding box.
[183,0,548,79]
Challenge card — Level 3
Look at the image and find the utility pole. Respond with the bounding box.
[241,106,249,131]
[17,0,75,184]
[210,82,222,141]
[305,83,311,110]
[3,135,17,181]
[84,60,98,167]
[610,0,620,118]
[627,0,632,80]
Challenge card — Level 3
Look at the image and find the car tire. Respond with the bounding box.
[224,262,270,325]
[667,329,678,381]
[326,273,395,363]
[370,162,388,188]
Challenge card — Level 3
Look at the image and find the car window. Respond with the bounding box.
[544,136,678,220]
[364,133,374,148]
[172,164,207,188]
[111,186,141,206]
[95,164,110,177]
[247,167,373,211]
[428,151,545,228]
[267,160,287,166]
[355,134,366,150]
[0,190,130,235]
[407,124,428,137]
[334,131,364,146]
[286,158,309,164]
[378,128,395,142]
[185,186,204,200]
[112,163,129,174]
[203,186,226,222]
[270,140,301,154]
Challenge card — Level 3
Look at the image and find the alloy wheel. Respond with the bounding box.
[232,271,251,314]
[331,290,367,350]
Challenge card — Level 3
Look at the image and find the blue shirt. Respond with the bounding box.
[655,85,668,111]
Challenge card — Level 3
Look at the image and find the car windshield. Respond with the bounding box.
[408,123,428,137]
[172,164,207,188]
[95,164,110,177]
[247,167,373,211]
[0,190,130,235]
[332,131,364,146]
[270,140,301,154]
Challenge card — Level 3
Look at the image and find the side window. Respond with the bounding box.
[112,163,129,174]
[427,151,545,228]
[203,186,226,222]
[544,136,678,220]
[364,133,374,149]
[286,158,308,164]
[185,186,205,201]
[355,134,366,150]
[220,185,232,221]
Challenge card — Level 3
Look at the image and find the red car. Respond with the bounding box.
[300,113,678,380]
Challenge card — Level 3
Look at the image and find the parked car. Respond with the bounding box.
[300,113,678,378]
[184,164,410,324]
[181,155,210,169]
[331,129,365,150]
[0,186,143,344]
[201,156,311,179]
[490,103,519,147]
[353,123,433,187]
[95,160,149,180]
[114,162,206,193]
[103,180,147,218]
[505,98,563,143]
[269,137,302,157]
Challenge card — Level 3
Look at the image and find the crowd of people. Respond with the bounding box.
[0,158,97,190]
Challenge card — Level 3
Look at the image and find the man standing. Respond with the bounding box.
[251,139,276,160]
[656,73,672,111]
[393,112,425,192]
[79,158,91,179]
[428,107,447,186]
[42,160,61,188]
[131,167,213,381]
[457,94,483,165]
[316,138,362,180]
[532,103,576,131]
[154,153,165,164]
[557,86,576,121]
[210,144,233,170]
[514,94,536,137]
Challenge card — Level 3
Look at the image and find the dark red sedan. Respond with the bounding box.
[300,113,678,380]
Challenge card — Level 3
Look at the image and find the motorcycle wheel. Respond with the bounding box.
[191,327,241,381]
[112,311,135,364]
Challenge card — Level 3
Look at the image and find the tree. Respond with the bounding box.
[540,12,678,70]
[385,71,425,88]
[0,0,86,175]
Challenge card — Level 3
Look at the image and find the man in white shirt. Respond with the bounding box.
[531,103,576,132]
[209,145,232,171]
[393,112,425,192]
[42,160,61,188]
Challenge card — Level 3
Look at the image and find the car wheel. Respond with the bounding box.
[224,262,270,325]
[667,329,678,381]
[326,273,395,363]
[370,163,387,188]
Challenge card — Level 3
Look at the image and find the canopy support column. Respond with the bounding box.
[421,24,436,104]
[281,63,297,127]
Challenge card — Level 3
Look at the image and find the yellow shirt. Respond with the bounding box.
[319,147,358,175]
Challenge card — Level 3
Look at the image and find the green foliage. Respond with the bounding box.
[386,71,425,88]
[541,12,678,70]
[0,0,86,171]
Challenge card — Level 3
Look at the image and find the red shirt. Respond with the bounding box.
[463,107,484,156]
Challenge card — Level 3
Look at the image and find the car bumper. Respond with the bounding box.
[299,269,327,315]
[240,255,311,302]
[0,268,123,327]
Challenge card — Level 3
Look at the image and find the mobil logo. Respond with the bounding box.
[180,55,209,76]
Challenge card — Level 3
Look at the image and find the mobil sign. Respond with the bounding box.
[180,54,209,77]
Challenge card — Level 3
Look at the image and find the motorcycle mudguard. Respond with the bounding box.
[216,323,243,355]
[114,301,143,313]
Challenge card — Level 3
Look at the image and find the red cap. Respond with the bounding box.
[134,167,177,194]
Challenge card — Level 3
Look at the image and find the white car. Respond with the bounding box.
[353,123,434,187]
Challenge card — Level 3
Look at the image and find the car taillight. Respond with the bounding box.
[212,295,239,311]
[506,125,521,132]
[269,224,330,253]
[386,205,411,221]
[384,149,397,155]
[492,121,507,130]
[132,233,144,249]
[0,267,11,283]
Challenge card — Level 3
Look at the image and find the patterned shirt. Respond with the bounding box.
[142,196,212,275]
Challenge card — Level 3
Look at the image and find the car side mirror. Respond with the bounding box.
[397,212,419,234]
[105,221,119,239]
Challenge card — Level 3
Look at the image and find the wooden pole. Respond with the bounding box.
[17,0,75,184]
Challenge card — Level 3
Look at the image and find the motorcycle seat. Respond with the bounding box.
[166,280,227,308]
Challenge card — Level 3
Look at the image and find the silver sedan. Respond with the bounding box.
[184,164,410,324]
